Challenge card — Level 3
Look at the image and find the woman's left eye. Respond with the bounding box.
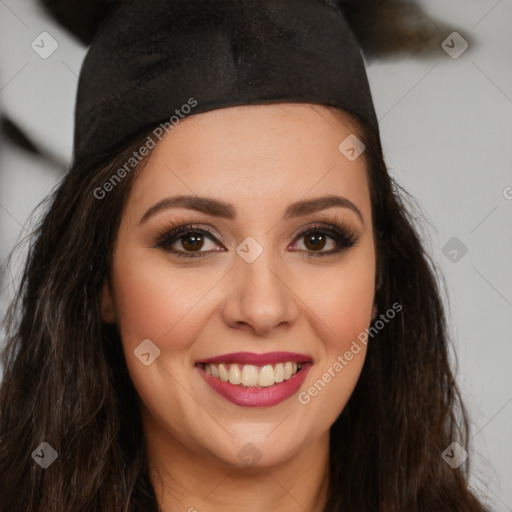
[289,224,358,258]
[154,223,357,258]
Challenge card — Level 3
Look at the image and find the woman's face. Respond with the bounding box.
[102,103,376,469]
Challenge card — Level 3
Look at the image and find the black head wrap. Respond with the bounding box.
[73,0,381,163]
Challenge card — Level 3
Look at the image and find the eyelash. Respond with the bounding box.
[153,220,358,259]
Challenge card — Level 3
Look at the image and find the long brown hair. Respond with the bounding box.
[0,113,488,511]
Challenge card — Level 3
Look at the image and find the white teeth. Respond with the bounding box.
[210,364,219,378]
[203,361,304,387]
[219,363,229,382]
[241,364,259,387]
[228,364,241,385]
[258,365,275,387]
[284,362,293,380]
[274,363,285,383]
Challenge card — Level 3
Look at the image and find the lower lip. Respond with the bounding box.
[197,363,312,407]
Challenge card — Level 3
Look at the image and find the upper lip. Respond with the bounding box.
[196,351,313,366]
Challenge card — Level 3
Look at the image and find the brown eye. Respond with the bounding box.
[155,225,225,257]
[155,222,357,259]
[303,232,329,251]
[290,224,358,258]
[180,232,206,252]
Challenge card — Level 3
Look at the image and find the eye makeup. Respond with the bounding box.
[151,214,359,259]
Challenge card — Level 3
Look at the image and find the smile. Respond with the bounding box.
[202,362,303,387]
[196,352,313,407]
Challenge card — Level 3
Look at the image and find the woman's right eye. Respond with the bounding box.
[155,225,226,257]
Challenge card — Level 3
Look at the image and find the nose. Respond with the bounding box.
[221,247,298,337]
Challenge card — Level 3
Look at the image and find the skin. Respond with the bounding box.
[101,103,377,511]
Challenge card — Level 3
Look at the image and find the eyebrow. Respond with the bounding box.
[139,194,365,226]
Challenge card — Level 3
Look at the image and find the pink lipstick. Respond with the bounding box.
[196,351,313,407]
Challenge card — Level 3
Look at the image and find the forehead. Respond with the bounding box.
[128,103,370,221]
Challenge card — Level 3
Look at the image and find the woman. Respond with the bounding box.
[0,1,489,510]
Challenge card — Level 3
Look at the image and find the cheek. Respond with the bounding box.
[293,246,375,420]
[110,247,214,354]
[296,245,376,351]
[109,249,217,431]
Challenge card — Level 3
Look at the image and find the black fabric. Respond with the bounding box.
[73,0,380,163]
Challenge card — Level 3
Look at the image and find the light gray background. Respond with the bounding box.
[1,0,511,509]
